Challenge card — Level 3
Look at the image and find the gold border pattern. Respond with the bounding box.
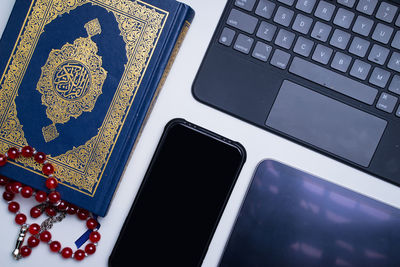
[0,0,168,195]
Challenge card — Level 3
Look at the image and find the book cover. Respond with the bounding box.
[0,0,194,216]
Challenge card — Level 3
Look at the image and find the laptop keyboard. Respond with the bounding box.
[220,0,400,115]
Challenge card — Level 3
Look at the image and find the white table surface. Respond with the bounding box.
[1,0,400,266]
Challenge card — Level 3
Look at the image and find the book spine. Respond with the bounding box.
[137,5,194,141]
[97,3,194,216]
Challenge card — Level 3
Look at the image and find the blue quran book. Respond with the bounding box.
[0,0,194,216]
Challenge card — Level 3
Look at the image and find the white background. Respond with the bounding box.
[1,0,400,266]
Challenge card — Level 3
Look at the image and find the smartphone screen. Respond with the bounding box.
[109,119,246,267]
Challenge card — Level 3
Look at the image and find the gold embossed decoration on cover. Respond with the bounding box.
[37,18,107,143]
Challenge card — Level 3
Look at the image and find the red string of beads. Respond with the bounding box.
[0,146,101,261]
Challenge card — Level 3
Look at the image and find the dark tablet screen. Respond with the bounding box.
[220,160,400,267]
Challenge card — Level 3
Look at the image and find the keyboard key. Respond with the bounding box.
[396,15,400,27]
[252,41,273,61]
[270,49,291,69]
[314,1,335,21]
[369,67,391,88]
[388,52,400,72]
[352,16,374,36]
[293,36,314,57]
[333,8,355,29]
[311,21,332,42]
[277,0,295,6]
[235,0,257,11]
[350,59,371,80]
[396,105,400,117]
[376,93,398,113]
[389,75,400,95]
[356,0,378,15]
[376,2,398,23]
[289,57,378,105]
[349,37,370,58]
[331,52,352,72]
[255,0,276,19]
[274,6,294,27]
[275,29,295,49]
[227,9,258,34]
[392,31,400,50]
[312,44,333,64]
[292,14,313,34]
[330,29,350,50]
[234,34,254,54]
[295,0,316,13]
[256,21,277,42]
[372,23,394,44]
[368,44,390,65]
[219,28,236,46]
[337,0,356,8]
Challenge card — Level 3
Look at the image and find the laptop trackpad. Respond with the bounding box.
[266,80,387,167]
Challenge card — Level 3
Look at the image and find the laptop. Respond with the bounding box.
[219,159,400,266]
[192,0,400,186]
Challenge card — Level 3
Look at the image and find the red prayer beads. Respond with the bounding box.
[21,186,33,198]
[7,147,19,160]
[0,146,100,261]
[0,154,7,166]
[27,236,40,248]
[61,247,73,259]
[20,246,31,257]
[50,241,61,252]
[21,146,33,158]
[74,249,85,261]
[40,231,52,243]
[15,213,27,225]
[28,224,40,235]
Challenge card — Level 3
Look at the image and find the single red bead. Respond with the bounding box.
[49,241,61,252]
[40,230,51,242]
[20,246,31,257]
[86,218,98,230]
[89,231,101,243]
[67,204,78,215]
[0,154,7,166]
[34,152,46,164]
[3,191,14,201]
[27,236,40,248]
[61,247,73,259]
[28,223,41,235]
[21,146,34,158]
[8,201,20,213]
[15,213,27,225]
[77,209,89,220]
[42,163,54,176]
[45,177,58,189]
[48,191,61,204]
[45,207,57,217]
[30,207,42,218]
[85,243,96,255]
[74,249,85,261]
[5,183,13,193]
[20,186,33,198]
[57,200,68,211]
[10,181,22,194]
[35,191,47,203]
[0,175,8,185]
[7,147,19,160]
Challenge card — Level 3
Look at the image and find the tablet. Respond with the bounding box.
[219,160,400,266]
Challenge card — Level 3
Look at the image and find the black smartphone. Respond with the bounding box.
[109,119,246,267]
